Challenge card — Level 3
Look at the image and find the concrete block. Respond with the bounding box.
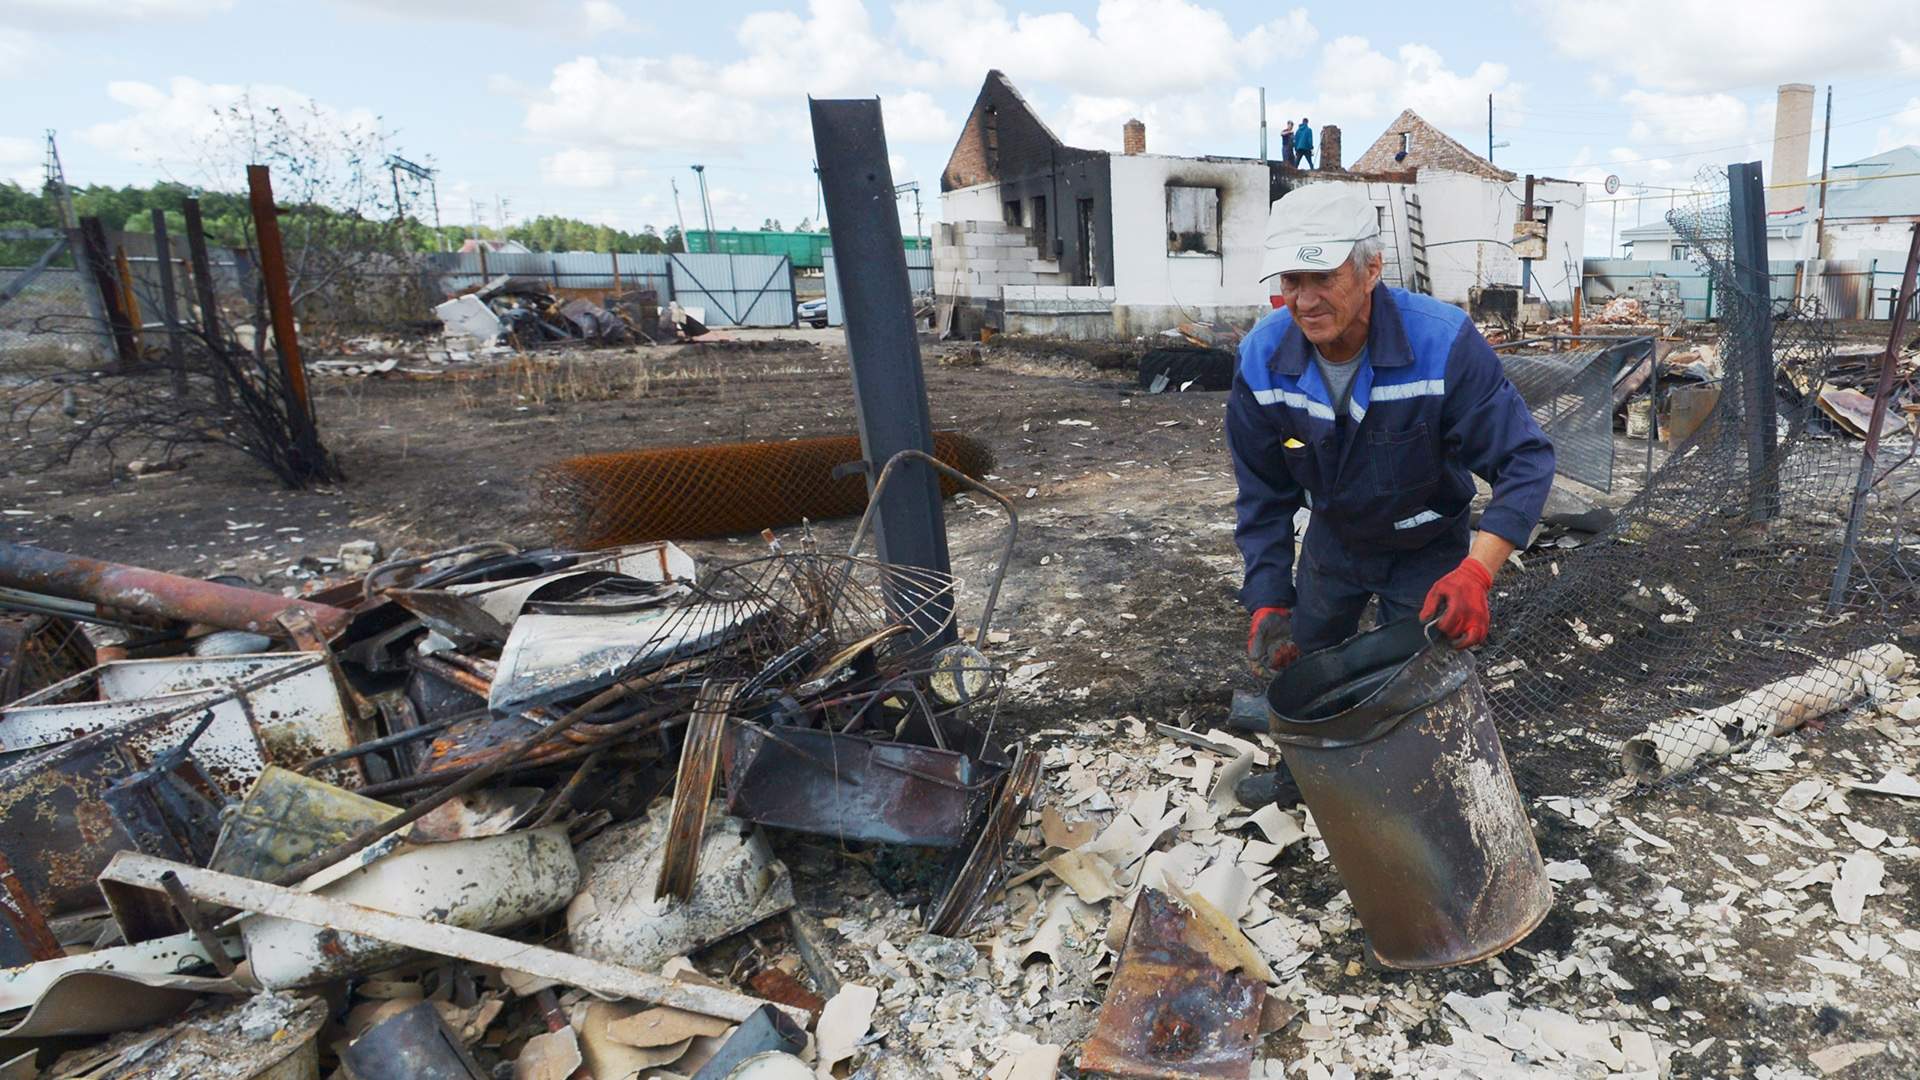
[963,245,997,261]
[1065,286,1103,301]
[1032,285,1070,301]
[965,220,1010,234]
[1002,285,1036,301]
[1028,259,1060,273]
[994,233,1028,246]
[1097,286,1117,301]
[1002,272,1039,285]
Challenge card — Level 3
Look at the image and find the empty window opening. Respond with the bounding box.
[1166,185,1221,256]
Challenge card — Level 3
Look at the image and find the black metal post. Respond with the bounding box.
[150,209,187,396]
[181,198,232,408]
[809,97,954,644]
[1825,223,1920,612]
[1727,161,1778,522]
[77,217,139,370]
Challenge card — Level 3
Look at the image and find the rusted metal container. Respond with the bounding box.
[1266,618,1550,970]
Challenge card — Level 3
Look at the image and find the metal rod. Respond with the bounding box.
[151,209,187,397]
[0,541,352,638]
[246,165,315,433]
[1814,85,1833,258]
[159,869,237,977]
[272,672,668,885]
[181,197,232,408]
[1826,222,1920,612]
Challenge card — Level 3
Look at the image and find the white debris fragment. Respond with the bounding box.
[1831,850,1885,925]
[1544,859,1591,883]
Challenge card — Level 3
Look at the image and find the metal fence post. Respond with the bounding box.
[150,209,187,396]
[1727,161,1778,522]
[246,165,314,430]
[810,97,954,644]
[181,198,232,408]
[1825,224,1920,611]
[76,217,138,370]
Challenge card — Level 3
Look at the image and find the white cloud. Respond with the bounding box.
[328,0,528,23]
[0,28,41,79]
[580,0,628,31]
[1876,98,1920,153]
[882,90,953,144]
[541,147,618,188]
[10,0,230,29]
[79,78,382,178]
[0,136,41,187]
[892,0,1314,96]
[1619,90,1751,146]
[719,0,900,98]
[1314,38,1517,132]
[1524,0,1920,93]
[524,57,769,153]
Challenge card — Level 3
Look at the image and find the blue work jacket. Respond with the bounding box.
[1294,124,1313,152]
[1226,284,1554,611]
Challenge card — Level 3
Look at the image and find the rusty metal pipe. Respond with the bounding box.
[0,542,352,639]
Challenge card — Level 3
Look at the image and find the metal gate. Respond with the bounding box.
[667,253,795,327]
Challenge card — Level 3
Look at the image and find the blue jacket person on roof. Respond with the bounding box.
[1229,184,1553,703]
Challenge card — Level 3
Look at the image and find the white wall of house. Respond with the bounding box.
[1412,172,1586,307]
[1106,153,1271,333]
[940,182,1005,227]
[1823,218,1920,262]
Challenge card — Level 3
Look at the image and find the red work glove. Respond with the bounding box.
[1420,558,1493,648]
[1247,607,1300,675]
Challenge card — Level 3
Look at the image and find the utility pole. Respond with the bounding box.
[1487,94,1494,163]
[670,178,689,252]
[1814,84,1834,259]
[1519,174,1536,296]
[691,165,717,253]
[386,156,442,251]
[44,131,114,361]
[894,181,924,255]
[1259,87,1268,161]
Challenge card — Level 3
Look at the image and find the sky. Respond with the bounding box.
[5,0,1920,259]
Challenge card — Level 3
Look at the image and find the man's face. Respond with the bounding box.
[1278,255,1379,346]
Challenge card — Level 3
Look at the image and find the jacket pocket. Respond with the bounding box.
[1369,422,1437,496]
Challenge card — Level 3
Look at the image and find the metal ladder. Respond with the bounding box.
[1403,192,1432,295]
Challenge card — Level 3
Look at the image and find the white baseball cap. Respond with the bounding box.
[1261,184,1380,281]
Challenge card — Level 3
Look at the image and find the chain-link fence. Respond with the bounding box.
[1486,168,1920,794]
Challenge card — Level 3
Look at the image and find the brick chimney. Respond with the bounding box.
[1123,118,1146,155]
[1769,83,1814,213]
[1321,125,1342,171]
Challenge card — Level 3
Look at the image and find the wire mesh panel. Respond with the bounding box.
[1484,172,1920,794]
[1499,339,1642,493]
[534,432,996,547]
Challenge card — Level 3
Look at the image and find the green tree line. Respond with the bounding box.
[0,181,694,265]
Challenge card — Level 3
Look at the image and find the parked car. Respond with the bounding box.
[796,297,828,328]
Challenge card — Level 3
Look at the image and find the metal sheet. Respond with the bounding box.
[241,826,579,989]
[342,1000,489,1080]
[0,930,234,1014]
[98,852,806,1025]
[824,247,931,328]
[667,253,794,327]
[489,601,761,714]
[723,725,996,848]
[207,766,400,882]
[1,653,361,792]
[1077,889,1263,1079]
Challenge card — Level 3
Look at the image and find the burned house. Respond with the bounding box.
[935,71,1281,340]
[935,74,1588,339]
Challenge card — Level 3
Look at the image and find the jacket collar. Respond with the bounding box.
[1269,283,1414,377]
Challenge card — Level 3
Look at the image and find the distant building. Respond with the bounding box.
[933,72,1586,340]
[458,238,532,254]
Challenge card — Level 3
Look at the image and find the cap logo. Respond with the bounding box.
[1296,245,1325,265]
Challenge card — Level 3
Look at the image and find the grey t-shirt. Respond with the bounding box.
[1314,345,1368,419]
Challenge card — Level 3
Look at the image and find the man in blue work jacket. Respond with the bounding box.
[1227,183,1553,805]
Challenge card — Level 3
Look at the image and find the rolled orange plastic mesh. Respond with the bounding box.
[534,432,995,547]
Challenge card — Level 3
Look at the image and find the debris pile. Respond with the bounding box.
[433,275,652,349]
[0,466,1047,1079]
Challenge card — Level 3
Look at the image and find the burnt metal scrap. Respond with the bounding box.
[0,452,1038,1077]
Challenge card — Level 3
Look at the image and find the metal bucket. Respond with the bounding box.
[1266,618,1550,969]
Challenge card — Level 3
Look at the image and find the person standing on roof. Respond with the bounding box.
[1226,184,1554,806]
[1280,120,1297,167]
[1293,118,1315,169]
